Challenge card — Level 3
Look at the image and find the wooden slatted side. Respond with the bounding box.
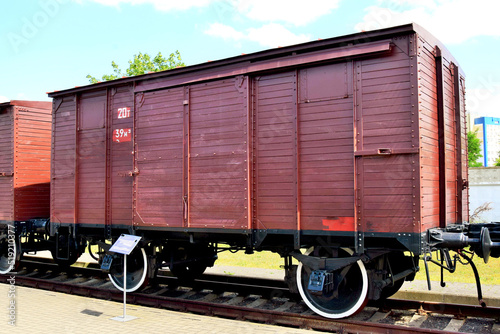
[356,38,418,234]
[14,105,51,221]
[189,78,248,228]
[418,37,467,229]
[52,96,77,223]
[110,85,134,227]
[359,155,416,233]
[135,87,184,227]
[418,38,440,231]
[298,63,355,231]
[360,44,413,150]
[0,106,14,221]
[254,72,297,230]
[77,90,106,225]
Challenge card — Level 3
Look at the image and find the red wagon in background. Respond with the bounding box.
[0,100,52,222]
[2,24,499,318]
[0,100,52,270]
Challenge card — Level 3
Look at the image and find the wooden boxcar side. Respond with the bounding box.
[417,37,469,232]
[0,100,52,222]
[49,24,467,255]
[0,103,14,222]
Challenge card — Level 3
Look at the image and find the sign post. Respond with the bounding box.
[109,234,142,322]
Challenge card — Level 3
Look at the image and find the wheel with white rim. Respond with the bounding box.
[296,247,369,319]
[108,247,148,292]
[0,236,21,274]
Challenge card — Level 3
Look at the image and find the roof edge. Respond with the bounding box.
[0,100,52,109]
[49,23,463,97]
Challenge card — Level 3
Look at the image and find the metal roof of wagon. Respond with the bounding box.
[48,23,461,98]
[0,100,52,109]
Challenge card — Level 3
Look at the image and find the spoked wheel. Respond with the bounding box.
[0,236,21,274]
[297,247,369,319]
[108,247,148,292]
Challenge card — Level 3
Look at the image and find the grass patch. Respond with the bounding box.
[216,250,284,270]
[215,250,500,285]
[414,252,500,285]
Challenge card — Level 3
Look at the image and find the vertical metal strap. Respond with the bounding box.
[50,99,59,234]
[435,46,446,228]
[105,88,112,239]
[132,88,142,229]
[252,78,259,233]
[245,76,253,231]
[74,94,79,229]
[182,86,191,227]
[452,63,463,223]
[293,70,301,250]
[353,60,364,254]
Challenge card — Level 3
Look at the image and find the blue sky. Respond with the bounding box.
[1,0,499,119]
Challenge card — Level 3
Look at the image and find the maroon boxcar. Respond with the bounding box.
[0,100,52,272]
[0,100,52,222]
[44,24,498,318]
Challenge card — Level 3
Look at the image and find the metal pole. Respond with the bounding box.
[123,254,127,319]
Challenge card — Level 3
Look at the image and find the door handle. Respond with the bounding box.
[128,167,140,177]
[183,195,188,222]
[377,148,392,155]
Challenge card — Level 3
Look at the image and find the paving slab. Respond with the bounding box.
[0,284,329,334]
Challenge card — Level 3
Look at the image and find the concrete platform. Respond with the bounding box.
[0,284,329,333]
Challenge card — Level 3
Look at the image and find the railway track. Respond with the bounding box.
[2,257,499,334]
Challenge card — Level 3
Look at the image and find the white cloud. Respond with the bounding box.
[205,22,311,48]
[246,23,311,47]
[76,0,340,25]
[205,22,245,40]
[235,0,341,26]
[468,89,500,118]
[75,0,214,11]
[0,96,9,103]
[355,0,500,44]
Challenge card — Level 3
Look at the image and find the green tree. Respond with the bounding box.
[87,50,185,84]
[495,154,500,167]
[468,130,483,167]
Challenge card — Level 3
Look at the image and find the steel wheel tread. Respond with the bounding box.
[108,247,148,292]
[296,247,369,319]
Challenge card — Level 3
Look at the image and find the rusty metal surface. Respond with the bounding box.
[0,101,51,222]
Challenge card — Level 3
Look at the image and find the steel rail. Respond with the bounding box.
[2,258,499,333]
